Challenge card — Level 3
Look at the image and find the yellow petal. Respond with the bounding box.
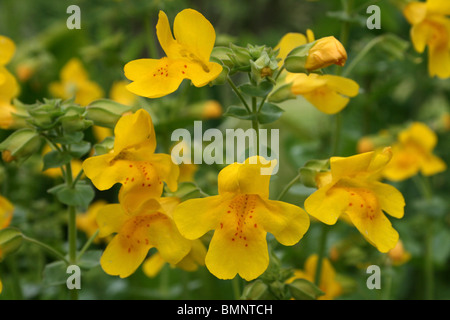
[427,0,450,15]
[114,109,156,154]
[420,153,447,176]
[399,122,437,152]
[428,41,450,79]
[304,184,349,225]
[218,156,276,199]
[173,9,216,64]
[275,33,308,63]
[346,207,399,253]
[96,204,128,238]
[302,87,351,114]
[173,194,232,240]
[0,67,19,102]
[403,2,427,25]
[366,181,405,219]
[82,153,128,190]
[306,29,315,43]
[410,23,429,53]
[100,234,151,278]
[109,80,137,106]
[205,207,269,281]
[124,58,184,98]
[0,36,15,65]
[142,253,166,278]
[184,60,223,88]
[256,198,310,246]
[156,10,182,59]
[0,277,2,294]
[322,75,359,98]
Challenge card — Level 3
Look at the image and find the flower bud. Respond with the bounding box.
[305,36,347,70]
[85,99,139,128]
[0,128,42,162]
[0,228,23,261]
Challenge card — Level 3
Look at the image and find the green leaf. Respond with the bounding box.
[223,105,255,121]
[93,136,115,156]
[257,103,284,124]
[78,250,102,270]
[287,278,324,300]
[69,141,92,158]
[42,261,68,287]
[0,228,23,260]
[239,81,273,98]
[42,150,72,171]
[53,131,84,144]
[53,181,95,210]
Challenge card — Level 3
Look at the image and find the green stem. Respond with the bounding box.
[341,36,384,78]
[232,276,242,300]
[330,112,342,156]
[76,229,99,261]
[227,76,251,113]
[314,225,329,286]
[277,173,301,201]
[251,96,260,155]
[425,227,434,300]
[23,236,70,265]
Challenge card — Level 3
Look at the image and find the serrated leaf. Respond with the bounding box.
[287,278,324,300]
[257,103,284,124]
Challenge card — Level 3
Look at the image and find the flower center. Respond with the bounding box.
[342,187,380,220]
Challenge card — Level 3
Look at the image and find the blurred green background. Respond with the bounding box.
[0,0,449,300]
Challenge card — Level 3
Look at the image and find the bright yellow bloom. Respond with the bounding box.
[49,58,104,106]
[403,0,450,78]
[287,73,359,114]
[305,148,405,253]
[382,122,446,181]
[97,197,191,278]
[305,36,347,70]
[287,254,342,300]
[0,35,20,129]
[174,156,310,281]
[388,240,411,266]
[124,9,223,98]
[275,32,309,67]
[143,239,207,277]
[77,200,108,244]
[82,109,179,212]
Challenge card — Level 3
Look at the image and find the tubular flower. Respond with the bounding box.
[403,0,450,78]
[174,156,310,281]
[96,197,191,278]
[382,122,446,181]
[49,58,104,106]
[388,240,411,266]
[0,35,19,129]
[82,109,179,213]
[0,195,14,229]
[287,73,359,114]
[305,148,405,253]
[124,9,223,98]
[287,254,342,300]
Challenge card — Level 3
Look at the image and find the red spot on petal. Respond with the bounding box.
[349,203,352,206]
[254,224,257,228]
[361,204,364,207]
[129,165,133,168]
[184,65,187,68]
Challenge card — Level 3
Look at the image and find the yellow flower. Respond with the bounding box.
[82,109,179,212]
[388,240,411,266]
[287,73,359,114]
[143,239,207,277]
[173,156,310,281]
[305,36,347,71]
[275,32,310,67]
[0,35,20,129]
[305,148,405,253]
[49,58,104,106]
[96,197,191,278]
[124,9,223,98]
[287,254,342,300]
[77,200,108,244]
[403,0,450,78]
[382,122,446,181]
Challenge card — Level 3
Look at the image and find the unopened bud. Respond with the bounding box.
[305,36,347,70]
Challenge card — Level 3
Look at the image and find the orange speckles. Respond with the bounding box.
[349,203,353,206]
[184,65,187,68]
[129,165,133,168]
[254,224,257,228]
[128,248,131,253]
[220,223,223,229]
[131,177,134,182]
